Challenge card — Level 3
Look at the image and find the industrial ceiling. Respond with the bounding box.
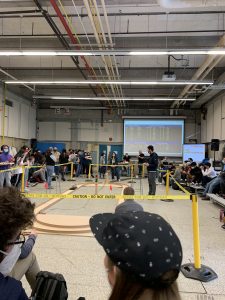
[1,0,225,116]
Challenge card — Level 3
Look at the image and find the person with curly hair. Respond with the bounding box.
[0,187,35,300]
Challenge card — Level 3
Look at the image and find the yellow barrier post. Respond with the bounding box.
[85,164,93,182]
[165,170,170,196]
[128,164,136,183]
[21,166,25,193]
[181,194,217,282]
[161,170,173,202]
[192,194,201,269]
[70,162,73,180]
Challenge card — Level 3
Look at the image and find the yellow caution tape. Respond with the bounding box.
[170,176,191,195]
[22,193,190,200]
[0,166,22,173]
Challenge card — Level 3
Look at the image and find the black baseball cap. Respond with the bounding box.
[90,211,182,284]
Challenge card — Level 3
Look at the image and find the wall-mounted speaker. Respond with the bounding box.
[211,139,220,151]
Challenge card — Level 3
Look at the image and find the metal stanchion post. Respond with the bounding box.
[181,194,217,282]
[128,164,136,183]
[67,162,76,181]
[21,166,25,193]
[70,162,73,180]
[161,170,173,202]
[166,170,170,196]
[86,164,93,182]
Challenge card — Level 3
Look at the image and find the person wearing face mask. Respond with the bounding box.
[0,145,14,188]
[0,187,35,300]
[89,211,182,300]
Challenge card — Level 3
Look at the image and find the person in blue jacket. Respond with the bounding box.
[0,187,35,300]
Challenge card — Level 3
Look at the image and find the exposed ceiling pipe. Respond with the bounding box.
[191,71,225,108]
[49,0,94,77]
[49,0,114,105]
[172,34,225,108]
[100,0,124,106]
[158,0,225,8]
[83,0,122,108]
[33,0,98,97]
[70,0,112,107]
[0,67,34,92]
[2,10,225,18]
[91,0,123,106]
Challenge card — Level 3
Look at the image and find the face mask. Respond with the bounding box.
[3,148,9,153]
[0,245,21,276]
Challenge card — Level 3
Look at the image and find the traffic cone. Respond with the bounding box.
[109,184,112,192]
[44,182,48,189]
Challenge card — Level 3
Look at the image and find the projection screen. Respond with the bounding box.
[123,119,184,157]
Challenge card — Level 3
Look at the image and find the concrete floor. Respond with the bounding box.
[22,175,225,300]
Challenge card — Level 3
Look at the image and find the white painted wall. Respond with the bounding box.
[201,94,225,142]
[0,86,36,140]
[201,94,225,159]
[77,121,123,143]
[38,121,71,142]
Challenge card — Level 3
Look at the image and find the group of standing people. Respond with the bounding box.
[98,145,159,194]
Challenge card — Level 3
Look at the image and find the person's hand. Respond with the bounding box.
[144,162,149,166]
[30,229,38,237]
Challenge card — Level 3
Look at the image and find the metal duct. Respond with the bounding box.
[158,0,225,8]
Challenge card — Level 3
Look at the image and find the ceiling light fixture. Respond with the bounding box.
[5,80,213,86]
[34,96,196,101]
[0,49,225,56]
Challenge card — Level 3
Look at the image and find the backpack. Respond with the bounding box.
[30,271,68,300]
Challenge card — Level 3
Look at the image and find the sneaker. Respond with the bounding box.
[201,196,210,200]
[24,188,29,192]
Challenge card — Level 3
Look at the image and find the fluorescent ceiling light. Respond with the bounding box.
[5,80,213,86]
[34,96,196,101]
[0,49,225,56]
[50,106,107,110]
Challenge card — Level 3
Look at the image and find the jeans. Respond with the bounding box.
[203,176,221,196]
[9,252,40,290]
[148,171,157,195]
[138,164,143,175]
[0,170,11,188]
[46,165,54,188]
[111,167,120,180]
[76,164,82,177]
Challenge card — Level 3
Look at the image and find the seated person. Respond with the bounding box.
[29,167,46,183]
[0,187,35,300]
[201,162,217,186]
[115,186,143,214]
[171,166,182,190]
[189,162,203,184]
[201,172,225,200]
[89,211,182,300]
[9,230,40,291]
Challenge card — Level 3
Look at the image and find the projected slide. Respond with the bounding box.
[123,119,184,156]
[183,144,205,162]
